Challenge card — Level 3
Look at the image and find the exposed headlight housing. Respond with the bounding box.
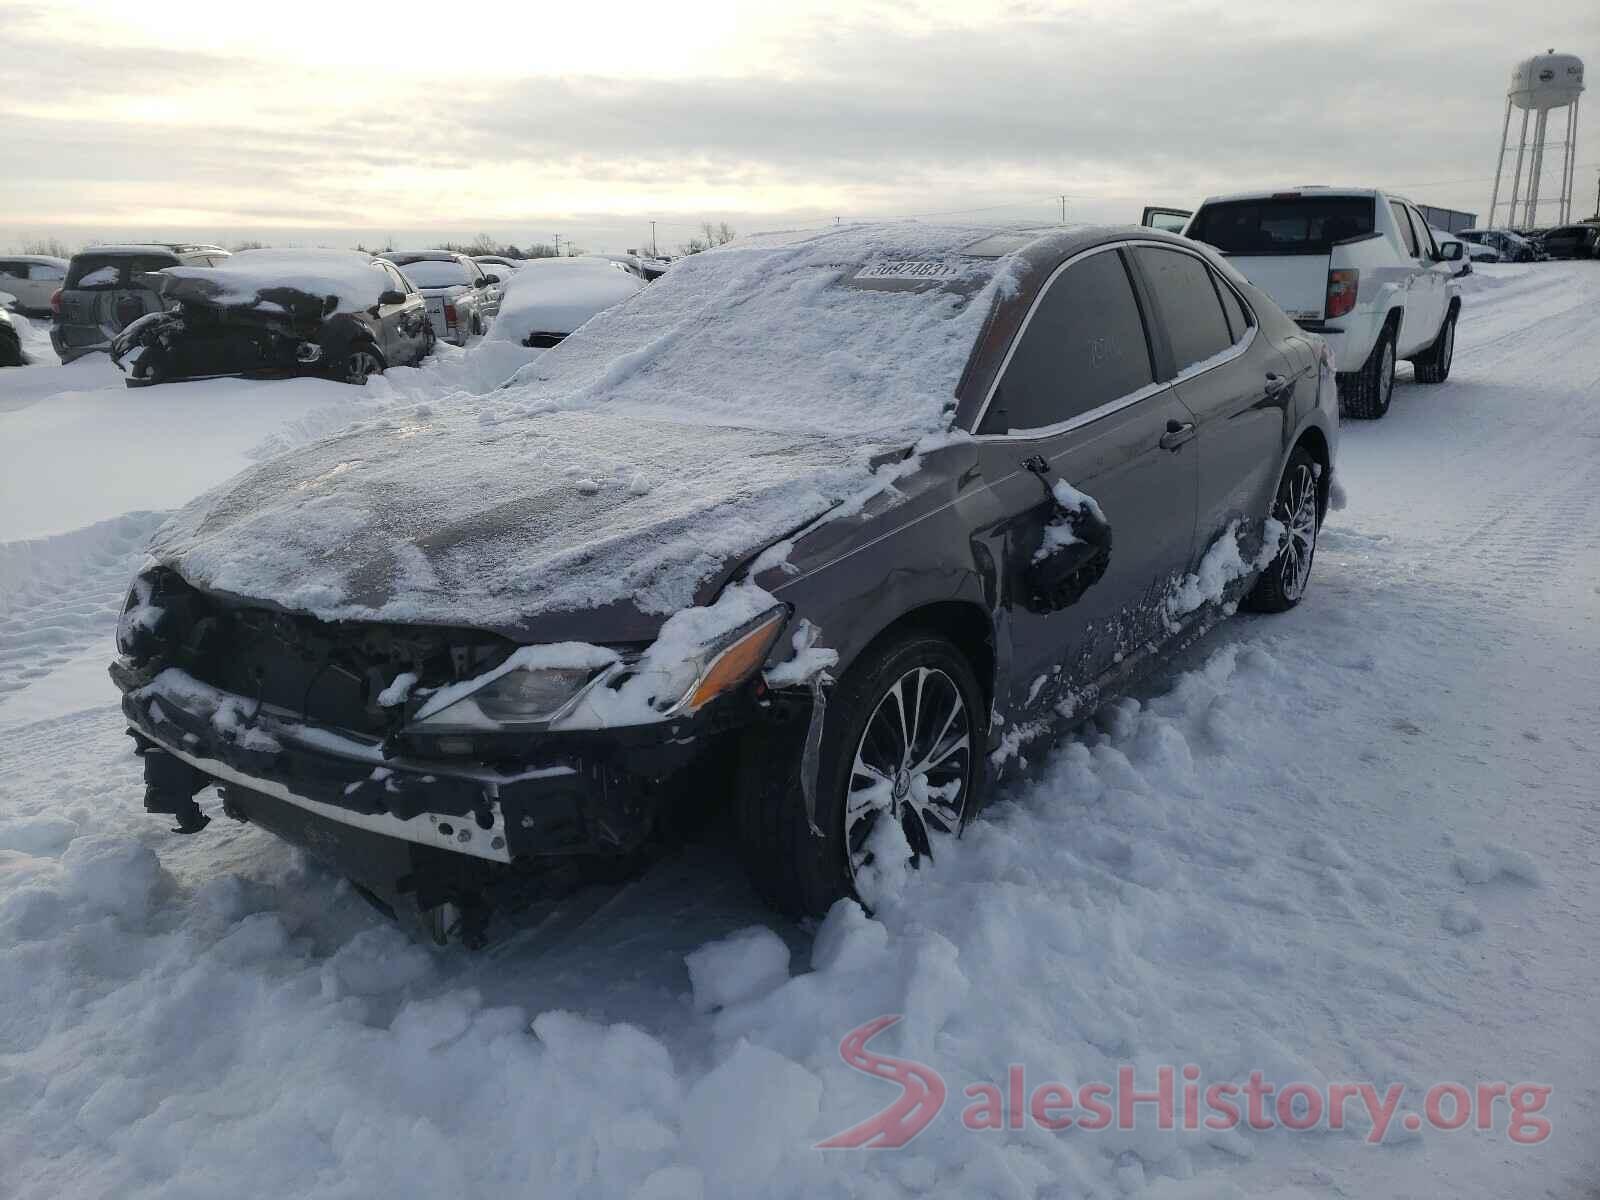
[407,606,789,732]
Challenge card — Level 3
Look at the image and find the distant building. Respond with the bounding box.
[1416,204,1478,233]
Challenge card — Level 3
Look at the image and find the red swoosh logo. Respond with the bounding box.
[816,1014,947,1149]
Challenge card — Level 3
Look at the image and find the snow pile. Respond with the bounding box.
[154,249,392,315]
[1166,519,1283,622]
[486,257,647,343]
[684,926,792,1012]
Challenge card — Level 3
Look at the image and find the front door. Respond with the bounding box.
[968,244,1199,721]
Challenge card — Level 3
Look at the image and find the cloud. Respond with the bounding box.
[3,0,1597,248]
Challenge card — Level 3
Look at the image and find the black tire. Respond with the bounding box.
[1337,324,1396,420]
[126,346,170,388]
[1243,447,1321,613]
[1413,307,1456,384]
[336,342,385,384]
[735,632,986,917]
[471,314,484,337]
[0,325,23,368]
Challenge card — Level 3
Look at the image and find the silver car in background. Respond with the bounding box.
[381,251,502,346]
[0,255,69,315]
[52,244,231,363]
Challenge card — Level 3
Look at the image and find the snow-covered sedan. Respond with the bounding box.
[484,255,646,347]
[382,251,502,345]
[110,224,1338,944]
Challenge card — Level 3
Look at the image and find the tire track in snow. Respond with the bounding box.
[0,511,169,699]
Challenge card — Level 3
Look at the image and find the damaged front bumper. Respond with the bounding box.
[111,651,795,894]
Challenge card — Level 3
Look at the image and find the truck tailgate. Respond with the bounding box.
[1222,255,1328,323]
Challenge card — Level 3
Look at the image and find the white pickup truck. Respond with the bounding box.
[1179,188,1462,419]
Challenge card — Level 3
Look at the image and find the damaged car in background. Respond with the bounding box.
[111,223,1337,945]
[109,249,435,386]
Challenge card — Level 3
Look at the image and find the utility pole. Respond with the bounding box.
[650,220,657,257]
[553,233,561,257]
[1059,195,1067,223]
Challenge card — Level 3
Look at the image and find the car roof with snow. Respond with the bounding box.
[145,249,392,316]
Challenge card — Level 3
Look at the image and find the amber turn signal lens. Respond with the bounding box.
[684,611,788,713]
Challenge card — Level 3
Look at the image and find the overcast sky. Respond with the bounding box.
[3,0,1597,254]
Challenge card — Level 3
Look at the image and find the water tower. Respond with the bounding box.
[1488,51,1584,229]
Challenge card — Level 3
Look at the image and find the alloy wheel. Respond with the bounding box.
[1379,340,1395,405]
[846,665,972,883]
[1276,463,1319,601]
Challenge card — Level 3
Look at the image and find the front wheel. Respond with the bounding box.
[336,343,385,384]
[1412,309,1456,384]
[1243,447,1321,613]
[735,632,986,917]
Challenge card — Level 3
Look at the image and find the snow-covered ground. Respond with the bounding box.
[1,265,1596,1199]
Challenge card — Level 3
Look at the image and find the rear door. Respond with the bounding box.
[1187,194,1377,323]
[970,244,1199,714]
[1388,201,1439,355]
[1129,244,1293,562]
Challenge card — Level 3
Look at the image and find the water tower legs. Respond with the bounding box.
[1524,107,1549,227]
[1491,96,1514,224]
[1508,107,1532,222]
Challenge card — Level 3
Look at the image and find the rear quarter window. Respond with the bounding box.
[1189,196,1376,256]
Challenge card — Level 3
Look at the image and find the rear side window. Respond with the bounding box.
[66,253,178,288]
[1389,202,1419,256]
[0,261,25,279]
[1214,274,1251,343]
[29,262,66,281]
[980,248,1154,434]
[1189,196,1376,255]
[1133,247,1234,375]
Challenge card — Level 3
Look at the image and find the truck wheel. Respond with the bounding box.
[1412,308,1456,384]
[735,632,986,917]
[1243,447,1321,613]
[1337,325,1395,420]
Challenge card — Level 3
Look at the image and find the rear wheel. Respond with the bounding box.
[1338,325,1396,420]
[736,632,985,917]
[1413,308,1456,384]
[1244,447,1321,613]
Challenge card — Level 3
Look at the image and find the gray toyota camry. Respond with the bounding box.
[111,223,1337,942]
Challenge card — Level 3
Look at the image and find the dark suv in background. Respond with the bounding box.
[51,243,229,362]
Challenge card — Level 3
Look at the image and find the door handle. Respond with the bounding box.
[1159,419,1196,451]
[1264,371,1292,398]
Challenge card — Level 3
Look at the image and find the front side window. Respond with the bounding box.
[1133,246,1234,374]
[979,249,1154,434]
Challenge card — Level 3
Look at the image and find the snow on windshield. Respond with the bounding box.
[493,223,1020,440]
[156,249,390,314]
[394,258,471,288]
[486,257,646,343]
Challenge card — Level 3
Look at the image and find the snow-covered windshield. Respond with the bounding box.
[394,259,471,288]
[496,224,1018,441]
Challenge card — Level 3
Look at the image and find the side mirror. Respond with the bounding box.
[485,273,502,284]
[473,278,489,289]
[1439,242,1463,262]
[378,289,406,305]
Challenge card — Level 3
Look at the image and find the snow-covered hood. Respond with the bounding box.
[148,223,1023,638]
[147,406,876,640]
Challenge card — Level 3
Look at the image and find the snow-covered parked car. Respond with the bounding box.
[485,254,646,348]
[472,254,524,275]
[51,244,230,363]
[107,249,435,386]
[382,251,501,345]
[1185,188,1461,419]
[0,254,68,315]
[1457,228,1537,263]
[110,224,1337,943]
[0,295,25,366]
